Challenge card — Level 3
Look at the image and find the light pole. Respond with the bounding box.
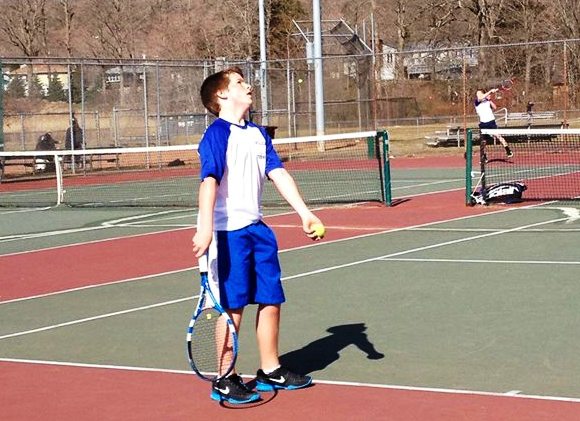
[259,0,269,126]
[312,0,325,136]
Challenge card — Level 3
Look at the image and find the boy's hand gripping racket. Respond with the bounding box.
[186,254,238,381]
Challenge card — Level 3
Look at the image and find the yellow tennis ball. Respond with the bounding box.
[312,223,325,239]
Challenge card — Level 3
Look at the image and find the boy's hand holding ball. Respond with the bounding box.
[308,223,326,241]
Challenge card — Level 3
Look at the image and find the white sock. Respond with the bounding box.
[263,365,281,375]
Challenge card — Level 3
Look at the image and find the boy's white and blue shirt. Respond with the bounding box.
[474,97,495,123]
[198,118,283,231]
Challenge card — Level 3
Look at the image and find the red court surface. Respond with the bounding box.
[1,189,492,301]
[2,361,578,421]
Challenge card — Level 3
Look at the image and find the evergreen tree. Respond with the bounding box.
[69,67,84,103]
[5,77,26,98]
[28,75,45,98]
[47,74,67,102]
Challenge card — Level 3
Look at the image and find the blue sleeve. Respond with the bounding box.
[259,127,283,175]
[199,123,229,183]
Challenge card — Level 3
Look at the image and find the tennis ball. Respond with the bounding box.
[311,223,325,239]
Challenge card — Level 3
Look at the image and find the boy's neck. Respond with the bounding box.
[219,109,247,126]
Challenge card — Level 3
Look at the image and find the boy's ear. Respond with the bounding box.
[216,88,228,100]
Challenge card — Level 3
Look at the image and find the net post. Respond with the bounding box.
[55,152,64,206]
[380,130,392,206]
[480,133,487,204]
[367,136,375,158]
[465,129,473,205]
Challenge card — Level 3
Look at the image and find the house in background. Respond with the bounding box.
[5,64,71,95]
[377,41,478,81]
[104,66,146,87]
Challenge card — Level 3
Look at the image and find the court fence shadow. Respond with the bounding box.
[279,322,385,375]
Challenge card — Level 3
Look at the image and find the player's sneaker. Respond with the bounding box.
[507,150,514,158]
[255,366,312,391]
[211,374,260,404]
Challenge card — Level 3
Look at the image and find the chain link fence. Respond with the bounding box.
[2,39,580,151]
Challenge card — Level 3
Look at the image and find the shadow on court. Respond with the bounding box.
[279,323,385,375]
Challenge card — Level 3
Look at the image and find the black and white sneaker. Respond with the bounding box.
[211,374,260,404]
[255,366,312,391]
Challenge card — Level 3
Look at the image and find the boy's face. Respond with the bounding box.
[221,72,253,111]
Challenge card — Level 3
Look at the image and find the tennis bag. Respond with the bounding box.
[476,181,527,204]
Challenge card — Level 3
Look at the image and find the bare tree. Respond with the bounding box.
[81,0,153,59]
[0,0,48,57]
[502,0,550,95]
[59,0,75,57]
[459,0,508,76]
[551,0,580,104]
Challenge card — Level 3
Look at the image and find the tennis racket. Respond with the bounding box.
[186,254,238,381]
[498,78,514,92]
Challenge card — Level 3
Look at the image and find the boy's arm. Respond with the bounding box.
[192,177,218,257]
[484,88,498,99]
[268,167,322,233]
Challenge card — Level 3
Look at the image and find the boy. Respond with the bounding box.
[475,88,513,158]
[192,67,324,404]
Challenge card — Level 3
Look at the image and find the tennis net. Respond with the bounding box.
[0,130,391,208]
[467,128,580,204]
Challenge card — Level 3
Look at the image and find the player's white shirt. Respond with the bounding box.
[474,98,495,123]
[198,119,283,231]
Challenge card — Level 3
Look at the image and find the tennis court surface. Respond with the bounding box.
[1,149,580,420]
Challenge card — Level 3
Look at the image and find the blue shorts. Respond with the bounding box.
[214,221,285,309]
[479,120,498,141]
[479,120,498,129]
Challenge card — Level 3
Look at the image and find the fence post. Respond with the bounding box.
[465,129,473,205]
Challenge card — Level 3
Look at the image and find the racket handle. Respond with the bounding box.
[198,253,209,273]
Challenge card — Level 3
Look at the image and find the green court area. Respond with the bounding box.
[1,202,579,400]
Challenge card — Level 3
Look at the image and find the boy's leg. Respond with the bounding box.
[496,135,513,157]
[254,304,312,391]
[228,308,244,332]
[255,304,281,371]
[210,307,261,404]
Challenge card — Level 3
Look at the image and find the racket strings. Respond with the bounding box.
[189,308,235,378]
[501,79,514,90]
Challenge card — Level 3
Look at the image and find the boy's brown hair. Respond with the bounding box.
[200,67,244,116]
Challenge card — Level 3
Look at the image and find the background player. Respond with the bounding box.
[475,88,513,158]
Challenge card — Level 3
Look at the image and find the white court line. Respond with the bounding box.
[0,209,191,243]
[0,207,306,256]
[0,296,194,340]
[0,267,193,305]
[393,186,464,199]
[381,257,580,265]
[0,225,111,242]
[409,227,580,233]
[280,217,569,282]
[1,214,565,338]
[392,178,464,190]
[0,221,193,254]
[1,357,580,404]
[0,207,52,215]
[0,204,534,305]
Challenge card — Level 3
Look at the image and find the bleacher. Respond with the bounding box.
[425,110,564,148]
[425,126,480,148]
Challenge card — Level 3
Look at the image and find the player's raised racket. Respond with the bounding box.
[186,254,238,381]
[498,78,514,91]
